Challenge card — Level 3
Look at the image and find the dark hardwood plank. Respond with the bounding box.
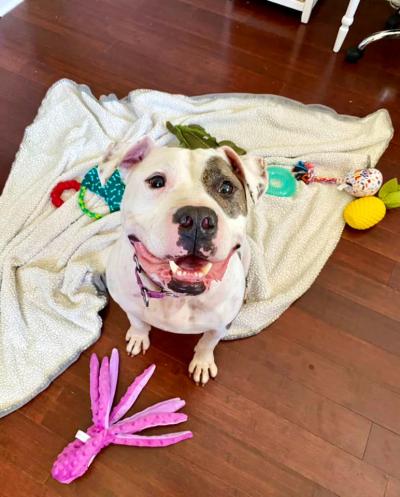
[1,458,45,497]
[330,238,396,285]
[278,307,400,395]
[390,263,400,291]
[313,488,340,497]
[297,285,400,357]
[365,424,400,479]
[317,261,400,322]
[0,411,68,484]
[342,228,400,263]
[386,478,400,497]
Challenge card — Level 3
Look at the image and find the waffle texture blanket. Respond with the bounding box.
[0,79,393,416]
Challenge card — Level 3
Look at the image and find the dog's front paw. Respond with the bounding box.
[126,327,150,356]
[188,353,218,385]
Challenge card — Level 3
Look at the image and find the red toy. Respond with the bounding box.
[50,180,81,207]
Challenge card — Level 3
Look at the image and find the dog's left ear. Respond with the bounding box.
[120,136,155,169]
[220,146,268,204]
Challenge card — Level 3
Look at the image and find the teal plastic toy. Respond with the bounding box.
[266,166,297,197]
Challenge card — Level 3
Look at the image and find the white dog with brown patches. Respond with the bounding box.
[106,137,267,384]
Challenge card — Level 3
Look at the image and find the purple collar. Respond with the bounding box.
[133,253,176,307]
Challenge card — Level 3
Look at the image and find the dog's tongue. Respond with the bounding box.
[176,256,209,271]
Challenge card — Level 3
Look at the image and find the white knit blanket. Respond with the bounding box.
[0,79,393,417]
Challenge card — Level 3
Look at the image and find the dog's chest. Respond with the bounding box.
[141,273,244,334]
[144,297,211,333]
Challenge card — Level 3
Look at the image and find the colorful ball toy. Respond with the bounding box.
[338,168,383,197]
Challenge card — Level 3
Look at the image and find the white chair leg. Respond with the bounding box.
[333,0,361,52]
[301,0,314,23]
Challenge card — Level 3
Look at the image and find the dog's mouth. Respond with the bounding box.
[168,256,214,283]
[130,237,238,293]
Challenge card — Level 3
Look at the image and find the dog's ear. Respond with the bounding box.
[220,146,268,204]
[120,137,154,169]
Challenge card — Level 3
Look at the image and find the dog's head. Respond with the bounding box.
[118,137,267,295]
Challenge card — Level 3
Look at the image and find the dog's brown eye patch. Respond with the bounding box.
[202,156,247,218]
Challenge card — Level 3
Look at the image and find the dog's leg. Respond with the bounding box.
[126,314,151,356]
[189,327,226,385]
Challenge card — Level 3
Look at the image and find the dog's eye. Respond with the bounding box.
[218,180,235,196]
[147,175,166,189]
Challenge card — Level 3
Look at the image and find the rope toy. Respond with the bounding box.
[293,161,337,185]
[51,349,192,484]
[292,161,383,197]
[50,180,81,207]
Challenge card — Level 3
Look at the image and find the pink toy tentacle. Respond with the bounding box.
[114,431,193,447]
[109,364,156,423]
[113,398,186,426]
[97,357,111,428]
[89,354,100,425]
[111,412,188,436]
[108,349,119,411]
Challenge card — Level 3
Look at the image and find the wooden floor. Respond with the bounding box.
[1,0,400,496]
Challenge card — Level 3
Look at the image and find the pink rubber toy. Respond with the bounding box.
[51,349,192,484]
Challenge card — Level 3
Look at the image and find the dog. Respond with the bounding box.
[106,137,267,384]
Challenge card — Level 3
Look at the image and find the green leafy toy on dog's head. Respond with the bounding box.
[166,121,246,156]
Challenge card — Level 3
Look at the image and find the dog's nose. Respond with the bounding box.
[201,215,215,231]
[178,214,194,230]
[174,206,218,238]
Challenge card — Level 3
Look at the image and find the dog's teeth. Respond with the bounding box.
[201,262,212,276]
[169,260,179,274]
[170,260,212,279]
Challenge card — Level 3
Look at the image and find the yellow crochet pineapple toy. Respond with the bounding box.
[344,178,400,230]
